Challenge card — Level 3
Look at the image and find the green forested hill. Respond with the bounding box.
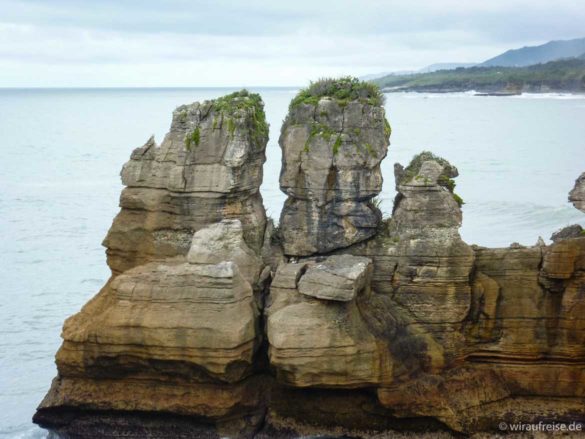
[372,58,585,93]
[481,38,585,67]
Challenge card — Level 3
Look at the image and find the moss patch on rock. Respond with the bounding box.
[212,89,269,146]
[332,135,342,155]
[304,122,338,153]
[402,151,464,207]
[384,118,392,138]
[184,127,200,150]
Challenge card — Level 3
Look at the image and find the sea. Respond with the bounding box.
[0,88,584,438]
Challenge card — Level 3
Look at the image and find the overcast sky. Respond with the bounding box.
[1,0,584,87]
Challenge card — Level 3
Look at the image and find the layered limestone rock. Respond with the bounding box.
[570,171,585,213]
[278,78,391,256]
[35,91,271,438]
[266,256,394,388]
[342,152,474,367]
[370,156,585,432]
[298,255,372,301]
[34,82,585,438]
[388,153,474,357]
[38,219,264,415]
[104,90,268,274]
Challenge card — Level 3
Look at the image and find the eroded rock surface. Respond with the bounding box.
[34,82,585,438]
[569,172,585,213]
[266,256,393,388]
[297,255,372,301]
[37,218,265,434]
[104,90,268,274]
[278,79,391,256]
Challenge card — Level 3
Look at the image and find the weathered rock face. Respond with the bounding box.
[336,153,474,369]
[297,255,372,302]
[266,256,394,388]
[278,81,390,256]
[35,91,273,438]
[570,171,585,213]
[37,218,265,431]
[34,82,585,438]
[104,90,268,274]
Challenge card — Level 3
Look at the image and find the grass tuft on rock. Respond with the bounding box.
[402,151,465,207]
[333,135,342,155]
[212,89,269,146]
[401,151,457,184]
[184,127,201,150]
[290,77,385,110]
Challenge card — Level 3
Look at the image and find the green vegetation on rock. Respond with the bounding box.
[452,193,465,208]
[402,151,464,207]
[401,151,455,184]
[290,76,385,109]
[333,135,342,155]
[384,119,392,138]
[304,122,338,153]
[184,127,200,150]
[212,89,269,146]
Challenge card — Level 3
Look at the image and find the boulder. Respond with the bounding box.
[551,224,583,242]
[266,256,393,388]
[298,255,372,302]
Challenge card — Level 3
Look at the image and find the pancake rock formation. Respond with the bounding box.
[104,90,268,274]
[279,77,390,256]
[34,80,585,438]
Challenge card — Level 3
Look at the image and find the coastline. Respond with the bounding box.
[381,87,585,96]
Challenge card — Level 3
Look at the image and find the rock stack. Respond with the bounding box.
[35,91,272,438]
[34,80,585,438]
[570,172,585,213]
[278,78,390,255]
[104,90,268,274]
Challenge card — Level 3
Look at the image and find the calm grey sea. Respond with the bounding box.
[0,88,584,438]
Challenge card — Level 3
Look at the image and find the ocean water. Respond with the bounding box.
[0,88,584,438]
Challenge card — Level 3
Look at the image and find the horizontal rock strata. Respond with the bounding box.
[34,81,585,438]
[278,79,390,256]
[104,90,268,274]
[266,256,393,388]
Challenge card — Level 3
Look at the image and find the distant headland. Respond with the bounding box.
[369,37,585,94]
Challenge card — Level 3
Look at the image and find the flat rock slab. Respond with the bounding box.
[298,255,372,301]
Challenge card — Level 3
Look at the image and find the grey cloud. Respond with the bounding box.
[3,0,584,43]
[0,0,583,86]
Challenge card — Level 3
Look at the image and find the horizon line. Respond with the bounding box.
[0,85,304,90]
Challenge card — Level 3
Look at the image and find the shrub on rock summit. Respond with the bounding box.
[290,76,385,109]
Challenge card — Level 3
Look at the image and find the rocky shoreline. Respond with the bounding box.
[33,80,585,438]
[382,85,584,95]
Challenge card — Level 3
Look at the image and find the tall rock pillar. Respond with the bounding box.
[104,90,268,273]
[278,78,391,256]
